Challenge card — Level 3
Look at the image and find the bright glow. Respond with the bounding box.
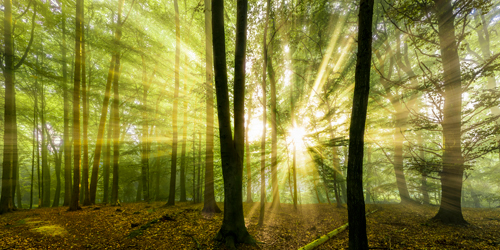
[289,126,306,144]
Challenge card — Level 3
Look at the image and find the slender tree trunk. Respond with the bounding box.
[69,0,84,211]
[346,0,374,249]
[258,0,270,226]
[474,11,500,160]
[89,55,115,204]
[81,22,91,206]
[111,0,124,206]
[198,133,202,203]
[141,56,150,202]
[52,151,62,207]
[432,0,466,224]
[245,94,253,203]
[192,131,197,202]
[202,0,221,213]
[62,4,72,207]
[41,80,51,207]
[291,86,298,210]
[179,57,189,202]
[212,0,255,246]
[167,0,181,206]
[103,117,112,204]
[31,89,37,209]
[268,24,280,209]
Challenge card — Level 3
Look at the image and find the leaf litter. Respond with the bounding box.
[0,202,498,249]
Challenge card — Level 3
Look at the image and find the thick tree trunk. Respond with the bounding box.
[346,0,374,249]
[212,0,255,246]
[167,0,181,206]
[431,0,467,225]
[69,0,83,212]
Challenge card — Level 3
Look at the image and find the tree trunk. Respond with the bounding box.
[41,80,51,207]
[268,23,280,209]
[89,55,115,204]
[431,0,467,225]
[142,55,150,202]
[245,94,253,203]
[212,0,255,246]
[103,117,112,204]
[69,0,83,212]
[346,0,374,249]
[474,11,500,161]
[61,4,72,207]
[201,0,221,214]
[179,56,188,202]
[81,22,91,206]
[258,0,270,226]
[110,0,124,206]
[167,0,181,206]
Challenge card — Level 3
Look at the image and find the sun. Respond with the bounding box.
[289,126,306,144]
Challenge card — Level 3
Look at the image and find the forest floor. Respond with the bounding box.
[1,201,500,249]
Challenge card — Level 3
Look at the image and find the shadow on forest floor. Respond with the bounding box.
[0,201,499,249]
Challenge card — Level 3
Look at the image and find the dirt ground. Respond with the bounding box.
[1,201,499,249]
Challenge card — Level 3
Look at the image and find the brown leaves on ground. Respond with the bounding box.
[0,202,499,249]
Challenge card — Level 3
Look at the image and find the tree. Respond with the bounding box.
[346,0,374,249]
[431,0,467,224]
[1,0,36,214]
[167,0,181,206]
[81,19,91,206]
[111,0,125,206]
[259,0,271,226]
[70,0,84,212]
[62,1,72,207]
[202,0,222,214]
[212,0,255,247]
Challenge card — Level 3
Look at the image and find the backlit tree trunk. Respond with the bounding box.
[258,0,270,226]
[70,0,84,211]
[431,0,466,224]
[62,3,72,207]
[111,0,124,206]
[212,0,255,246]
[346,0,374,249]
[202,0,222,214]
[167,0,181,206]
[82,22,91,206]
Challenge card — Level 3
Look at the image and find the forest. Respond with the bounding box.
[1,0,500,249]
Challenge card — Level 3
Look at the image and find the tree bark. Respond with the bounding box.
[245,94,253,203]
[346,0,374,249]
[258,0,270,226]
[212,0,255,246]
[41,77,51,207]
[69,0,84,212]
[268,21,280,209]
[111,0,124,206]
[201,0,221,213]
[62,2,72,207]
[81,21,91,206]
[142,55,151,202]
[431,0,467,225]
[103,115,112,204]
[89,55,115,204]
[167,0,181,206]
[179,55,189,202]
